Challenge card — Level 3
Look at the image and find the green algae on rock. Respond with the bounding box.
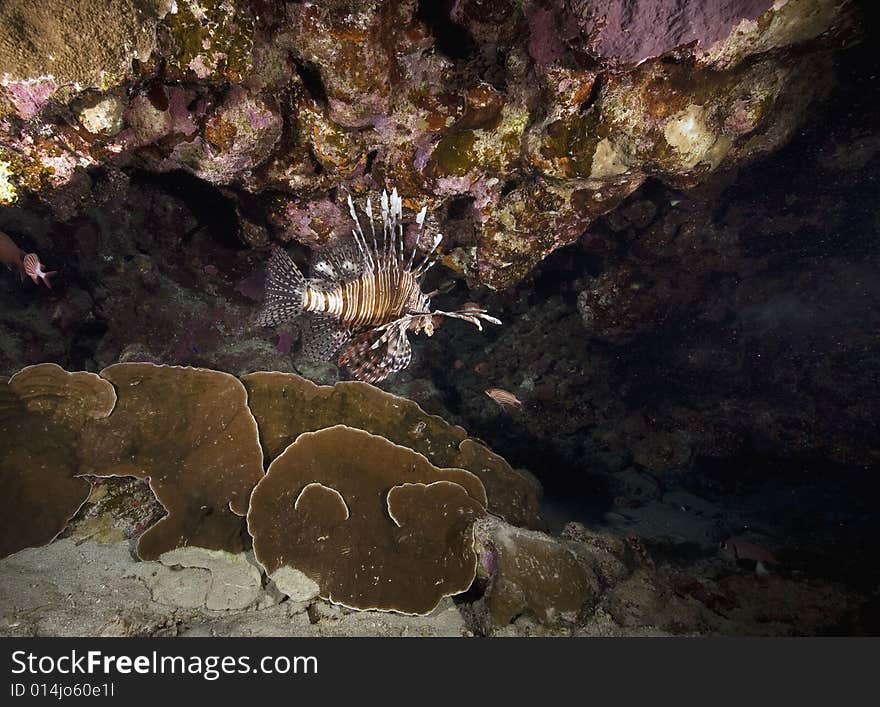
[157,0,255,83]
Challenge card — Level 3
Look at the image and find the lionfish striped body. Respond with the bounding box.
[257,189,500,383]
[303,265,423,327]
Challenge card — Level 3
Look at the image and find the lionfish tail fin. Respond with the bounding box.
[256,247,307,327]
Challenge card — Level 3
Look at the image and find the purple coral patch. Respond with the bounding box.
[235,270,265,302]
[527,6,569,67]
[569,0,775,66]
[2,78,57,119]
[275,331,294,355]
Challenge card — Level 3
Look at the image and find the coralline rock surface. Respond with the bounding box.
[567,0,774,65]
[0,525,864,637]
[0,0,860,288]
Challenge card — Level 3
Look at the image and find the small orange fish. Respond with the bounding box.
[485,388,524,411]
[1,230,57,288]
[720,537,779,575]
[22,253,58,289]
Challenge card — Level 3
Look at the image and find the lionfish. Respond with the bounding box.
[256,189,500,383]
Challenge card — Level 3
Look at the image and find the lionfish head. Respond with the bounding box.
[406,287,433,315]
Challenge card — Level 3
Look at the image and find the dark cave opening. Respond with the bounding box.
[402,23,880,583]
[68,319,110,370]
[293,59,329,107]
[130,170,244,250]
[416,0,478,60]
[578,73,604,113]
[446,194,475,220]
[364,149,379,176]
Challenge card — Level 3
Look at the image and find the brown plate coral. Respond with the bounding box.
[0,364,116,559]
[1,363,553,619]
[242,371,543,529]
[77,363,264,560]
[247,425,486,615]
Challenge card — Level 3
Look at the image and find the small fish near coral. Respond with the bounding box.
[485,387,524,412]
[256,188,500,383]
[720,536,780,576]
[0,230,57,289]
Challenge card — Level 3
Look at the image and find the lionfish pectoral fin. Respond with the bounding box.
[431,308,502,330]
[299,314,351,362]
[256,247,307,327]
[366,316,409,350]
[338,328,412,384]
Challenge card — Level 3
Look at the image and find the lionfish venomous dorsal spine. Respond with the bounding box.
[257,188,500,383]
